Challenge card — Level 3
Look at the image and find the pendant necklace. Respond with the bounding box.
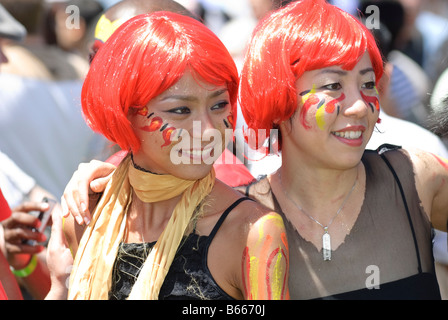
[279,171,357,261]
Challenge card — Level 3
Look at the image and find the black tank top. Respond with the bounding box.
[242,145,441,300]
[109,197,251,300]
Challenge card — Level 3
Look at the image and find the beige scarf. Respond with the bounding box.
[68,155,215,299]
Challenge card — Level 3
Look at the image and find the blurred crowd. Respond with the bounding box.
[1,0,448,299]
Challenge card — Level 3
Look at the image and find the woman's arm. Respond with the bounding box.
[411,148,448,231]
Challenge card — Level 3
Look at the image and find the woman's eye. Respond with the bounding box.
[362,81,376,90]
[211,101,229,111]
[168,107,190,114]
[322,83,342,91]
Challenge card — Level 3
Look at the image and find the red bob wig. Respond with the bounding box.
[239,0,384,151]
[81,12,239,152]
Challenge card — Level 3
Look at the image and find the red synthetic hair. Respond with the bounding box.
[239,0,384,151]
[81,12,239,152]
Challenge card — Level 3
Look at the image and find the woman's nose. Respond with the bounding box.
[191,113,217,141]
[341,90,369,119]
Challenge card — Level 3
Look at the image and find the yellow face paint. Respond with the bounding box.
[315,100,327,130]
[299,85,345,131]
[94,14,126,43]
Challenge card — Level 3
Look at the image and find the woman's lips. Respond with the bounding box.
[331,126,365,147]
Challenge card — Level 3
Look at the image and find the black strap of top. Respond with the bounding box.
[206,197,253,243]
[378,144,423,274]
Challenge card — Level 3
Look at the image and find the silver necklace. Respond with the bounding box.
[279,171,357,261]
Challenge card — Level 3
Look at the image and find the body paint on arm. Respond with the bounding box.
[242,214,289,300]
[431,153,448,171]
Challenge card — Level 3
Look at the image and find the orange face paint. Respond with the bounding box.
[140,116,163,132]
[222,113,234,130]
[138,109,177,148]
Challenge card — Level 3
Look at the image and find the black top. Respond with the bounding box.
[242,144,441,300]
[109,197,252,300]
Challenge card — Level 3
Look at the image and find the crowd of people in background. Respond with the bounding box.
[0,0,448,301]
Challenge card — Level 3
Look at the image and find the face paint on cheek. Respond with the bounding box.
[161,126,176,148]
[136,106,149,117]
[299,86,319,130]
[315,93,346,130]
[360,91,380,113]
[138,112,177,148]
[316,93,345,130]
[223,114,234,129]
[140,116,163,132]
[325,93,345,114]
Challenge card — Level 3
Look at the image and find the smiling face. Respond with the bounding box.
[128,70,232,180]
[281,53,379,169]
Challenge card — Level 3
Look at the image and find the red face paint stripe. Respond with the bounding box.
[161,127,176,148]
[360,91,380,112]
[300,94,320,129]
[227,114,234,128]
[325,93,345,113]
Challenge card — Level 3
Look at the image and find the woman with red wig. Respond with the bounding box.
[239,0,446,299]
[61,12,289,300]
